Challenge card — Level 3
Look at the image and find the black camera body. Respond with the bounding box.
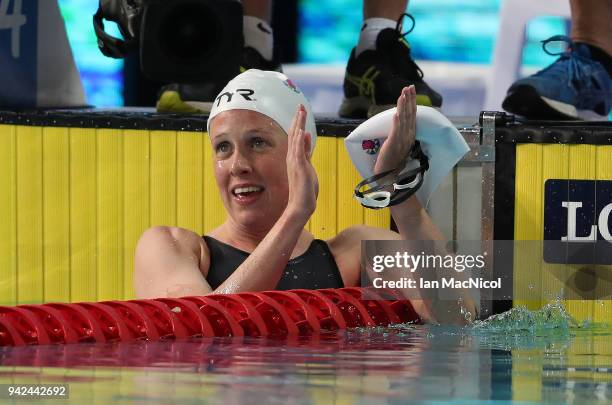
[93,0,243,82]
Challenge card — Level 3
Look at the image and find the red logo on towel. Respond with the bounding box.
[362,139,380,155]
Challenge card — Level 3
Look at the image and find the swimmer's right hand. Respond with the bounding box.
[285,105,319,223]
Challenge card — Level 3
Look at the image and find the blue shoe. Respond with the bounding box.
[502,35,612,121]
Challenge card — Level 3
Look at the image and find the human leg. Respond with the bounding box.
[243,0,275,63]
[569,0,612,59]
[156,0,279,114]
[243,0,272,21]
[502,0,611,120]
[363,0,408,19]
[356,0,408,57]
[339,0,442,118]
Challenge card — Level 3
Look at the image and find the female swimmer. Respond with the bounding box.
[134,69,476,324]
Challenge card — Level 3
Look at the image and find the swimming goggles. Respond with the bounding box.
[354,141,429,209]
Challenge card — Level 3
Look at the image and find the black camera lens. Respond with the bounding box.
[140,0,243,82]
[158,2,220,61]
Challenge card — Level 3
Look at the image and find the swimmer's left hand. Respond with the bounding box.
[374,86,417,176]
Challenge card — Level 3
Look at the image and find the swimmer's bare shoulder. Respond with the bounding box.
[134,226,212,299]
[327,225,401,287]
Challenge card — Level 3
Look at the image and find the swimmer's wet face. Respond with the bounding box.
[209,109,290,230]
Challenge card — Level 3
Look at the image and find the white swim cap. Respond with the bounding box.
[207,69,317,150]
[345,106,469,206]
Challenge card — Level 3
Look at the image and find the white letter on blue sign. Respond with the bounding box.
[598,203,612,242]
[561,201,597,241]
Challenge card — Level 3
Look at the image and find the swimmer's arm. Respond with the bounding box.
[134,216,304,297]
[332,225,438,323]
[391,197,478,316]
[134,226,212,299]
[391,198,478,323]
[214,211,307,294]
[390,196,445,241]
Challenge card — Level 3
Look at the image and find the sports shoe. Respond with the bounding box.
[241,47,281,74]
[339,13,442,119]
[156,47,282,114]
[502,35,612,121]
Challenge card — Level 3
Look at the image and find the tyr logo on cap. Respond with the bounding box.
[214,88,256,106]
[362,139,380,155]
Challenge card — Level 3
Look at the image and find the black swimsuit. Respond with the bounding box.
[203,236,344,290]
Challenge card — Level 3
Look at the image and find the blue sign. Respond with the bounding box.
[0,0,38,107]
[544,179,612,264]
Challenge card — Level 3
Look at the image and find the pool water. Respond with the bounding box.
[1,304,610,404]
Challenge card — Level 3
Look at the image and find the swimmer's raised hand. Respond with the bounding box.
[374,86,417,176]
[285,104,319,222]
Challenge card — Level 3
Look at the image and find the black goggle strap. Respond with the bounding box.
[387,142,429,207]
[354,141,429,209]
[354,166,425,209]
[355,167,399,197]
[407,140,429,173]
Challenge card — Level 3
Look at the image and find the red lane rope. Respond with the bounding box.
[75,302,134,342]
[153,298,217,338]
[181,296,244,337]
[0,288,419,346]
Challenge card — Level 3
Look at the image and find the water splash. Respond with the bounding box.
[471,300,580,335]
[350,322,418,338]
[349,300,583,340]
